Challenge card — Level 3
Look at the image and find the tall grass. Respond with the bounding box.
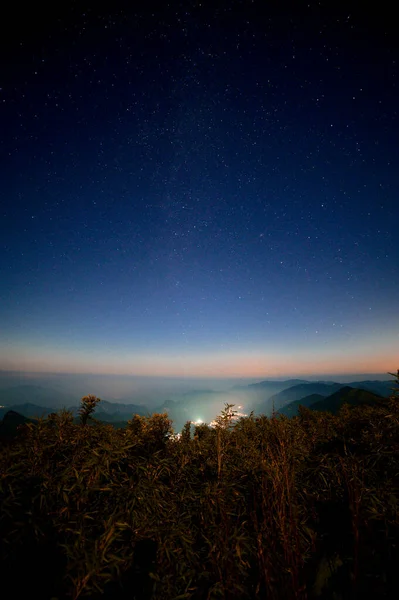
[0,376,399,599]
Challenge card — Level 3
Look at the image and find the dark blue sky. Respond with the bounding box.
[1,1,398,377]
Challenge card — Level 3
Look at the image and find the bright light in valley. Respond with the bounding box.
[189,406,247,430]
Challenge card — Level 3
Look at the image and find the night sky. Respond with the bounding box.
[1,2,398,377]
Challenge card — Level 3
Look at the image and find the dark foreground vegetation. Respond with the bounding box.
[1,374,399,600]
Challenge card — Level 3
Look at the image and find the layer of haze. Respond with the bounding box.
[0,369,394,410]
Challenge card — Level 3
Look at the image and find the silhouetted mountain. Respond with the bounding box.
[258,382,344,414]
[0,410,36,440]
[230,379,313,413]
[0,401,144,431]
[0,378,392,433]
[0,403,54,420]
[248,379,309,390]
[346,380,392,398]
[156,378,393,427]
[0,408,130,441]
[278,394,325,417]
[311,386,384,414]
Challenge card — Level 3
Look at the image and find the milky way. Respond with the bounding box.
[1,3,398,376]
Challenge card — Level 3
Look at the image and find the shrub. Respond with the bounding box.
[0,383,398,599]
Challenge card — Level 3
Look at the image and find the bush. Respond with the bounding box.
[0,379,399,599]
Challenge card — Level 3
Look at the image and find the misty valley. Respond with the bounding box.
[0,375,393,431]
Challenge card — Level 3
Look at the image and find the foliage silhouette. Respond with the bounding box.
[79,394,101,425]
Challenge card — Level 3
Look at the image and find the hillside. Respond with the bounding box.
[0,398,148,425]
[258,382,344,414]
[278,394,325,417]
[346,380,393,397]
[0,403,55,420]
[0,410,37,440]
[311,386,384,414]
[235,379,310,406]
[245,379,308,395]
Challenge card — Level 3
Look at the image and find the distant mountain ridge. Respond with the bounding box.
[256,379,393,416]
[0,403,55,420]
[0,377,394,431]
[278,394,325,417]
[311,386,384,414]
[232,379,310,406]
[0,381,392,441]
[257,382,344,415]
[247,379,308,390]
[345,380,393,397]
[279,386,385,417]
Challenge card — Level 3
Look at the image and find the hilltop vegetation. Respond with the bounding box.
[0,373,398,599]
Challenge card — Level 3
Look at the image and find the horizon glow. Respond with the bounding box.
[1,333,397,378]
